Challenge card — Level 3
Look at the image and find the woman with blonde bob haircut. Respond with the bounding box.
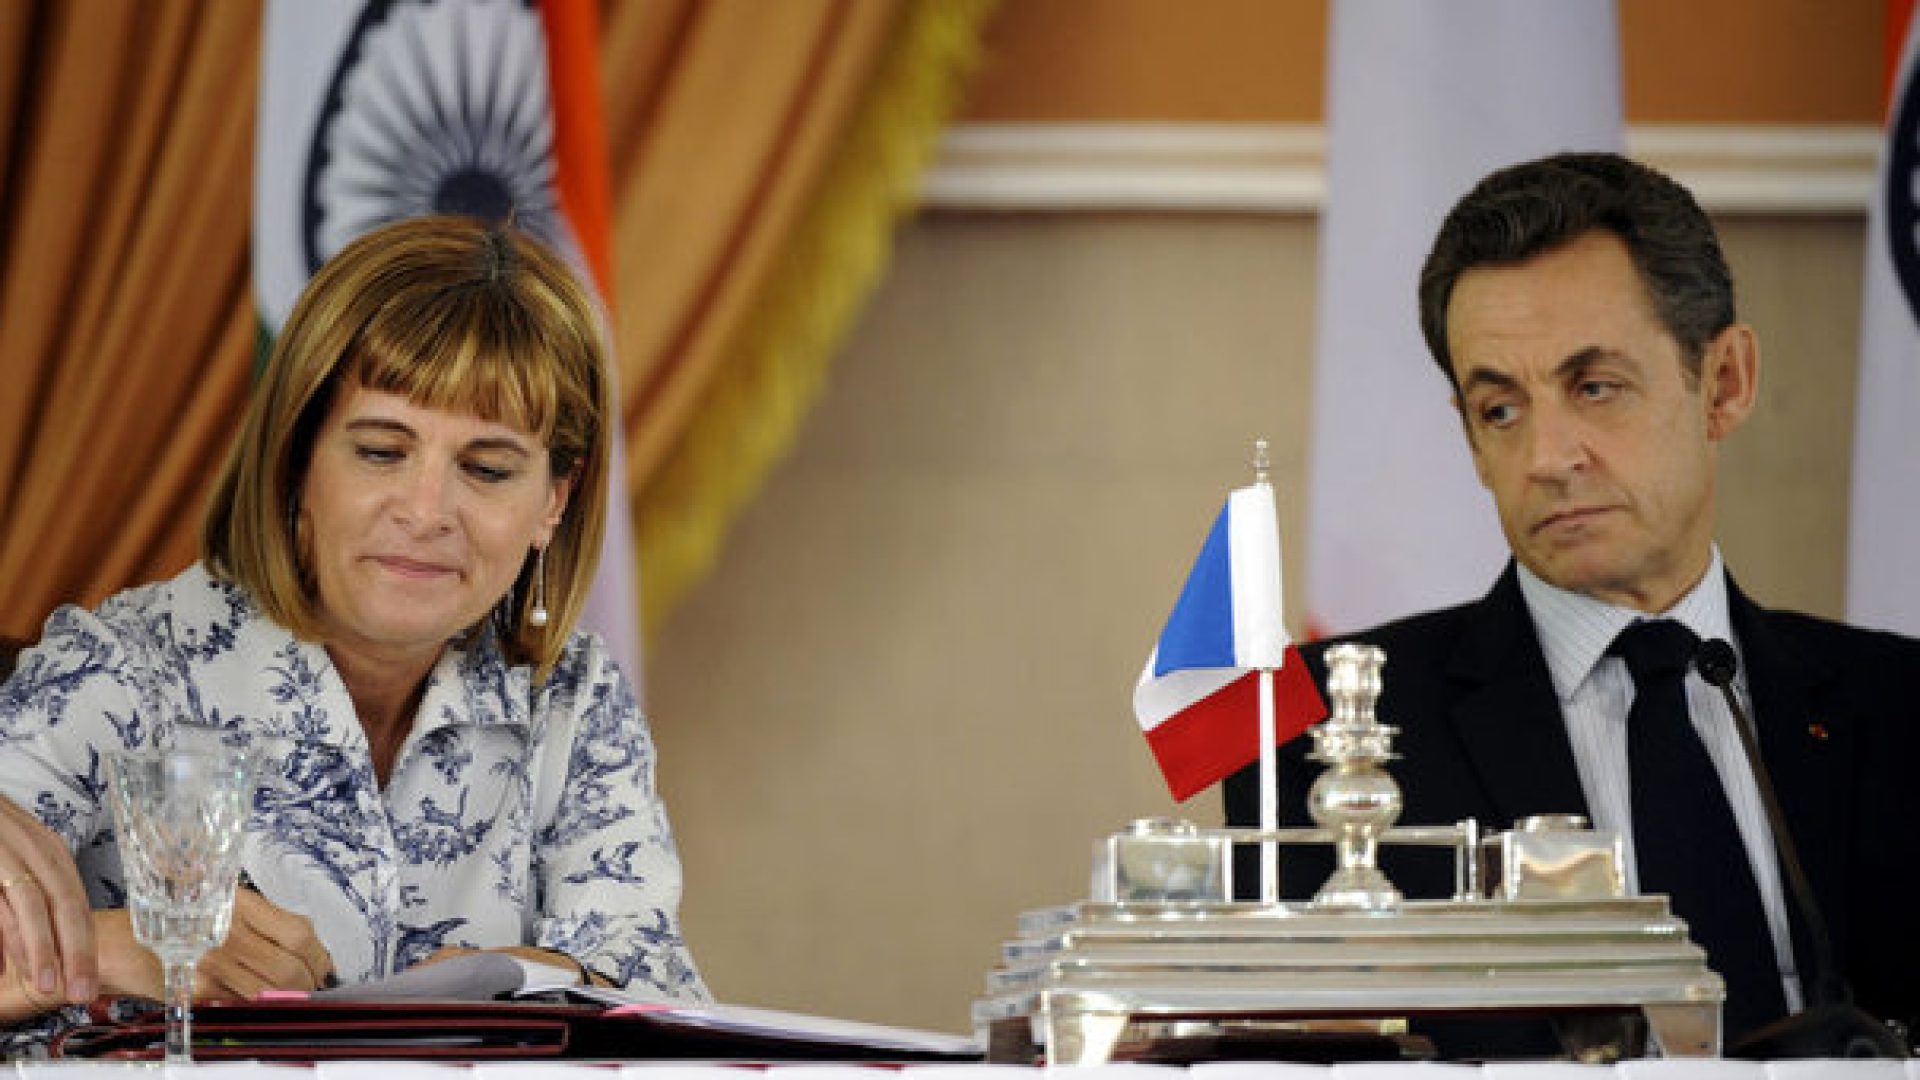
[207,214,609,680]
[0,216,706,1043]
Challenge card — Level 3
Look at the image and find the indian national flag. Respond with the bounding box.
[1847,2,1920,634]
[252,0,644,685]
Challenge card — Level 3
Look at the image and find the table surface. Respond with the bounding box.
[12,1061,1920,1078]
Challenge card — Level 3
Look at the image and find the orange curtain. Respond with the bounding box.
[0,0,990,649]
[0,1,258,644]
[602,0,993,633]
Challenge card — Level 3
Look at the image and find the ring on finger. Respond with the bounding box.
[0,874,38,890]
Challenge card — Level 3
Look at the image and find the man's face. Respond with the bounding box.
[1446,230,1757,613]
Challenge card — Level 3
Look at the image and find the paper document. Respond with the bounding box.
[302,952,979,1057]
[571,987,979,1056]
[313,951,581,1001]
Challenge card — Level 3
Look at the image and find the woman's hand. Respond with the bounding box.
[93,890,336,1002]
[0,793,95,1004]
[204,889,336,996]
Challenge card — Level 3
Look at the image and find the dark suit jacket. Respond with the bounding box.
[1223,564,1920,1036]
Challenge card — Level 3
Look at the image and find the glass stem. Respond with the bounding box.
[163,958,197,1064]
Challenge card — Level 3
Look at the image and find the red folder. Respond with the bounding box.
[54,997,983,1063]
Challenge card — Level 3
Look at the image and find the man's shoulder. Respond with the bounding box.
[1745,602,1920,667]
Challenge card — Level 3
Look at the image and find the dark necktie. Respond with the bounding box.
[1610,619,1787,1040]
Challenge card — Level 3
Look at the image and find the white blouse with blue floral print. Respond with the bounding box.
[0,563,707,1001]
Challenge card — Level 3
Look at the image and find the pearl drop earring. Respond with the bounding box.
[529,547,550,628]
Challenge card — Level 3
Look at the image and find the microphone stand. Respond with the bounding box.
[1693,638,1908,1059]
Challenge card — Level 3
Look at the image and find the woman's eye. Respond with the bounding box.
[354,444,404,464]
[465,461,515,484]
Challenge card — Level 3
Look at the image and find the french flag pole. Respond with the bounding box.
[1134,440,1327,903]
[1252,446,1282,900]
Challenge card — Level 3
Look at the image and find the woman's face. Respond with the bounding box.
[298,384,570,668]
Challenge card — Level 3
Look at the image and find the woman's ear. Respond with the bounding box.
[536,470,573,548]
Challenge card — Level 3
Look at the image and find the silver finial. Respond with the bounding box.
[1252,438,1270,485]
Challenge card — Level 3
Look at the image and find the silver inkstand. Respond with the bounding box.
[975,644,1724,1065]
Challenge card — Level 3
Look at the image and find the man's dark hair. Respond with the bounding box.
[1417,151,1734,391]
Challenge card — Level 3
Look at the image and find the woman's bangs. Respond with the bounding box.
[351,293,560,441]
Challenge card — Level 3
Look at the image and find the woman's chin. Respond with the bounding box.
[328,606,477,656]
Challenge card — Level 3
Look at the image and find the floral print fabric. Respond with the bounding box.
[0,563,706,1000]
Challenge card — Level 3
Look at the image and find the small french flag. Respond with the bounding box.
[1133,484,1326,801]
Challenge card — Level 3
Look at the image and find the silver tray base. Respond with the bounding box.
[975,897,1723,1064]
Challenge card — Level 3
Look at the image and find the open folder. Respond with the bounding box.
[54,953,983,1062]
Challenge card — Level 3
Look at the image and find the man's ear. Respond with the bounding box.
[1701,323,1760,442]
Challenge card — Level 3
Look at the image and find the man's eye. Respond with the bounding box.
[1478,402,1518,428]
[1577,379,1622,402]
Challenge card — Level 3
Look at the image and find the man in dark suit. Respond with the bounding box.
[1225,152,1920,1049]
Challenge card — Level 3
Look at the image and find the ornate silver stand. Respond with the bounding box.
[976,646,1723,1065]
[1306,643,1402,909]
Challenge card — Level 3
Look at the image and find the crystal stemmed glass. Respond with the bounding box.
[105,747,256,1064]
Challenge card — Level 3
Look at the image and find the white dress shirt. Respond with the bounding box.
[1515,550,1802,1010]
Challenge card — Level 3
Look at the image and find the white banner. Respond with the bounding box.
[1305,0,1624,633]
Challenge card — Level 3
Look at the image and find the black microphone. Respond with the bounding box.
[1694,637,1738,687]
[1692,638,1908,1059]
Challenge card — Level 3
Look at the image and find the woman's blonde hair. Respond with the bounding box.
[204,215,611,680]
